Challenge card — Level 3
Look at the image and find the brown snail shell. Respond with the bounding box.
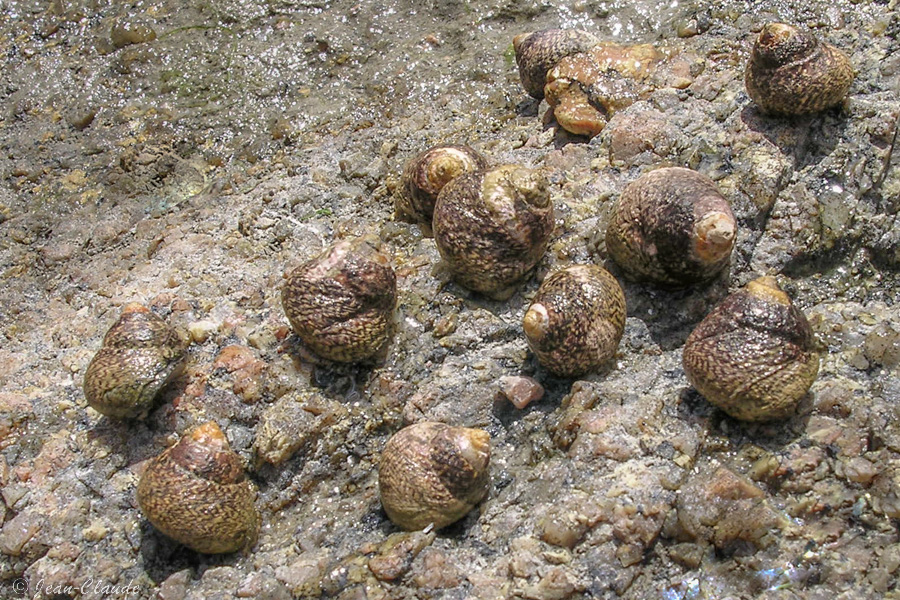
[281,235,397,362]
[397,145,488,225]
[605,167,736,287]
[432,164,553,299]
[83,303,186,419]
[682,276,820,422]
[523,265,626,378]
[378,421,490,531]
[137,422,260,554]
[513,29,600,99]
[745,23,854,115]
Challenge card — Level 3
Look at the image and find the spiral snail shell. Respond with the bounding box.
[137,422,260,554]
[83,303,186,419]
[379,421,491,531]
[433,164,553,299]
[745,23,854,115]
[513,29,600,99]
[682,276,820,422]
[281,235,397,362]
[524,265,626,378]
[397,144,488,225]
[605,167,736,287]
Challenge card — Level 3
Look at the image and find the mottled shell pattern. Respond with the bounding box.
[682,276,820,422]
[606,167,736,287]
[83,303,186,419]
[281,235,397,362]
[513,29,600,99]
[524,265,626,378]
[137,422,261,554]
[379,421,491,531]
[745,22,854,115]
[433,164,553,299]
[397,144,488,225]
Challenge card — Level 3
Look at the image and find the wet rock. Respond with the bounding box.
[110,21,157,49]
[273,556,323,597]
[499,375,544,409]
[520,566,579,600]
[367,530,435,582]
[0,509,47,560]
[674,463,784,551]
[254,390,345,466]
[212,344,268,403]
[603,106,684,167]
[411,548,464,589]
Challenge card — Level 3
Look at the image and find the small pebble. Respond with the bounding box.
[499,375,544,409]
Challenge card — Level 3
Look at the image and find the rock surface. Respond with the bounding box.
[0,0,898,598]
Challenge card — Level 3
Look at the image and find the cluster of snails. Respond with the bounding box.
[514,24,854,136]
[397,144,555,299]
[80,19,843,554]
[82,305,261,553]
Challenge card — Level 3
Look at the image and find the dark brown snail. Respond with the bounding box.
[378,421,491,531]
[83,303,186,419]
[745,23,854,115]
[513,29,600,99]
[137,422,260,554]
[432,165,553,299]
[397,144,488,225]
[605,167,736,287]
[682,276,821,422]
[281,235,397,362]
[523,265,626,378]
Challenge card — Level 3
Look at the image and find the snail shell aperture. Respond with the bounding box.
[524,265,626,378]
[682,276,821,422]
[281,235,397,362]
[745,23,854,115]
[378,421,491,531]
[513,29,600,99]
[605,167,736,287]
[137,421,260,554]
[432,164,554,299]
[397,144,488,225]
[83,303,186,419]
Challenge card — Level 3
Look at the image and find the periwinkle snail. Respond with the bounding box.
[137,422,260,554]
[433,164,553,299]
[397,144,488,225]
[682,276,820,422]
[83,303,186,419]
[745,22,854,115]
[605,167,736,287]
[523,265,626,378]
[513,29,600,99]
[281,235,397,362]
[379,421,491,531]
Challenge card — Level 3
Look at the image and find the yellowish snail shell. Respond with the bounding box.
[378,421,491,531]
[281,235,397,362]
[682,276,821,422]
[83,303,186,419]
[523,265,626,378]
[745,22,854,115]
[397,144,488,225]
[605,167,736,287]
[432,164,554,299]
[543,42,666,138]
[137,422,260,554]
[513,29,600,99]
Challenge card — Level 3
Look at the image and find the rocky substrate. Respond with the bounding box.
[0,0,898,598]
